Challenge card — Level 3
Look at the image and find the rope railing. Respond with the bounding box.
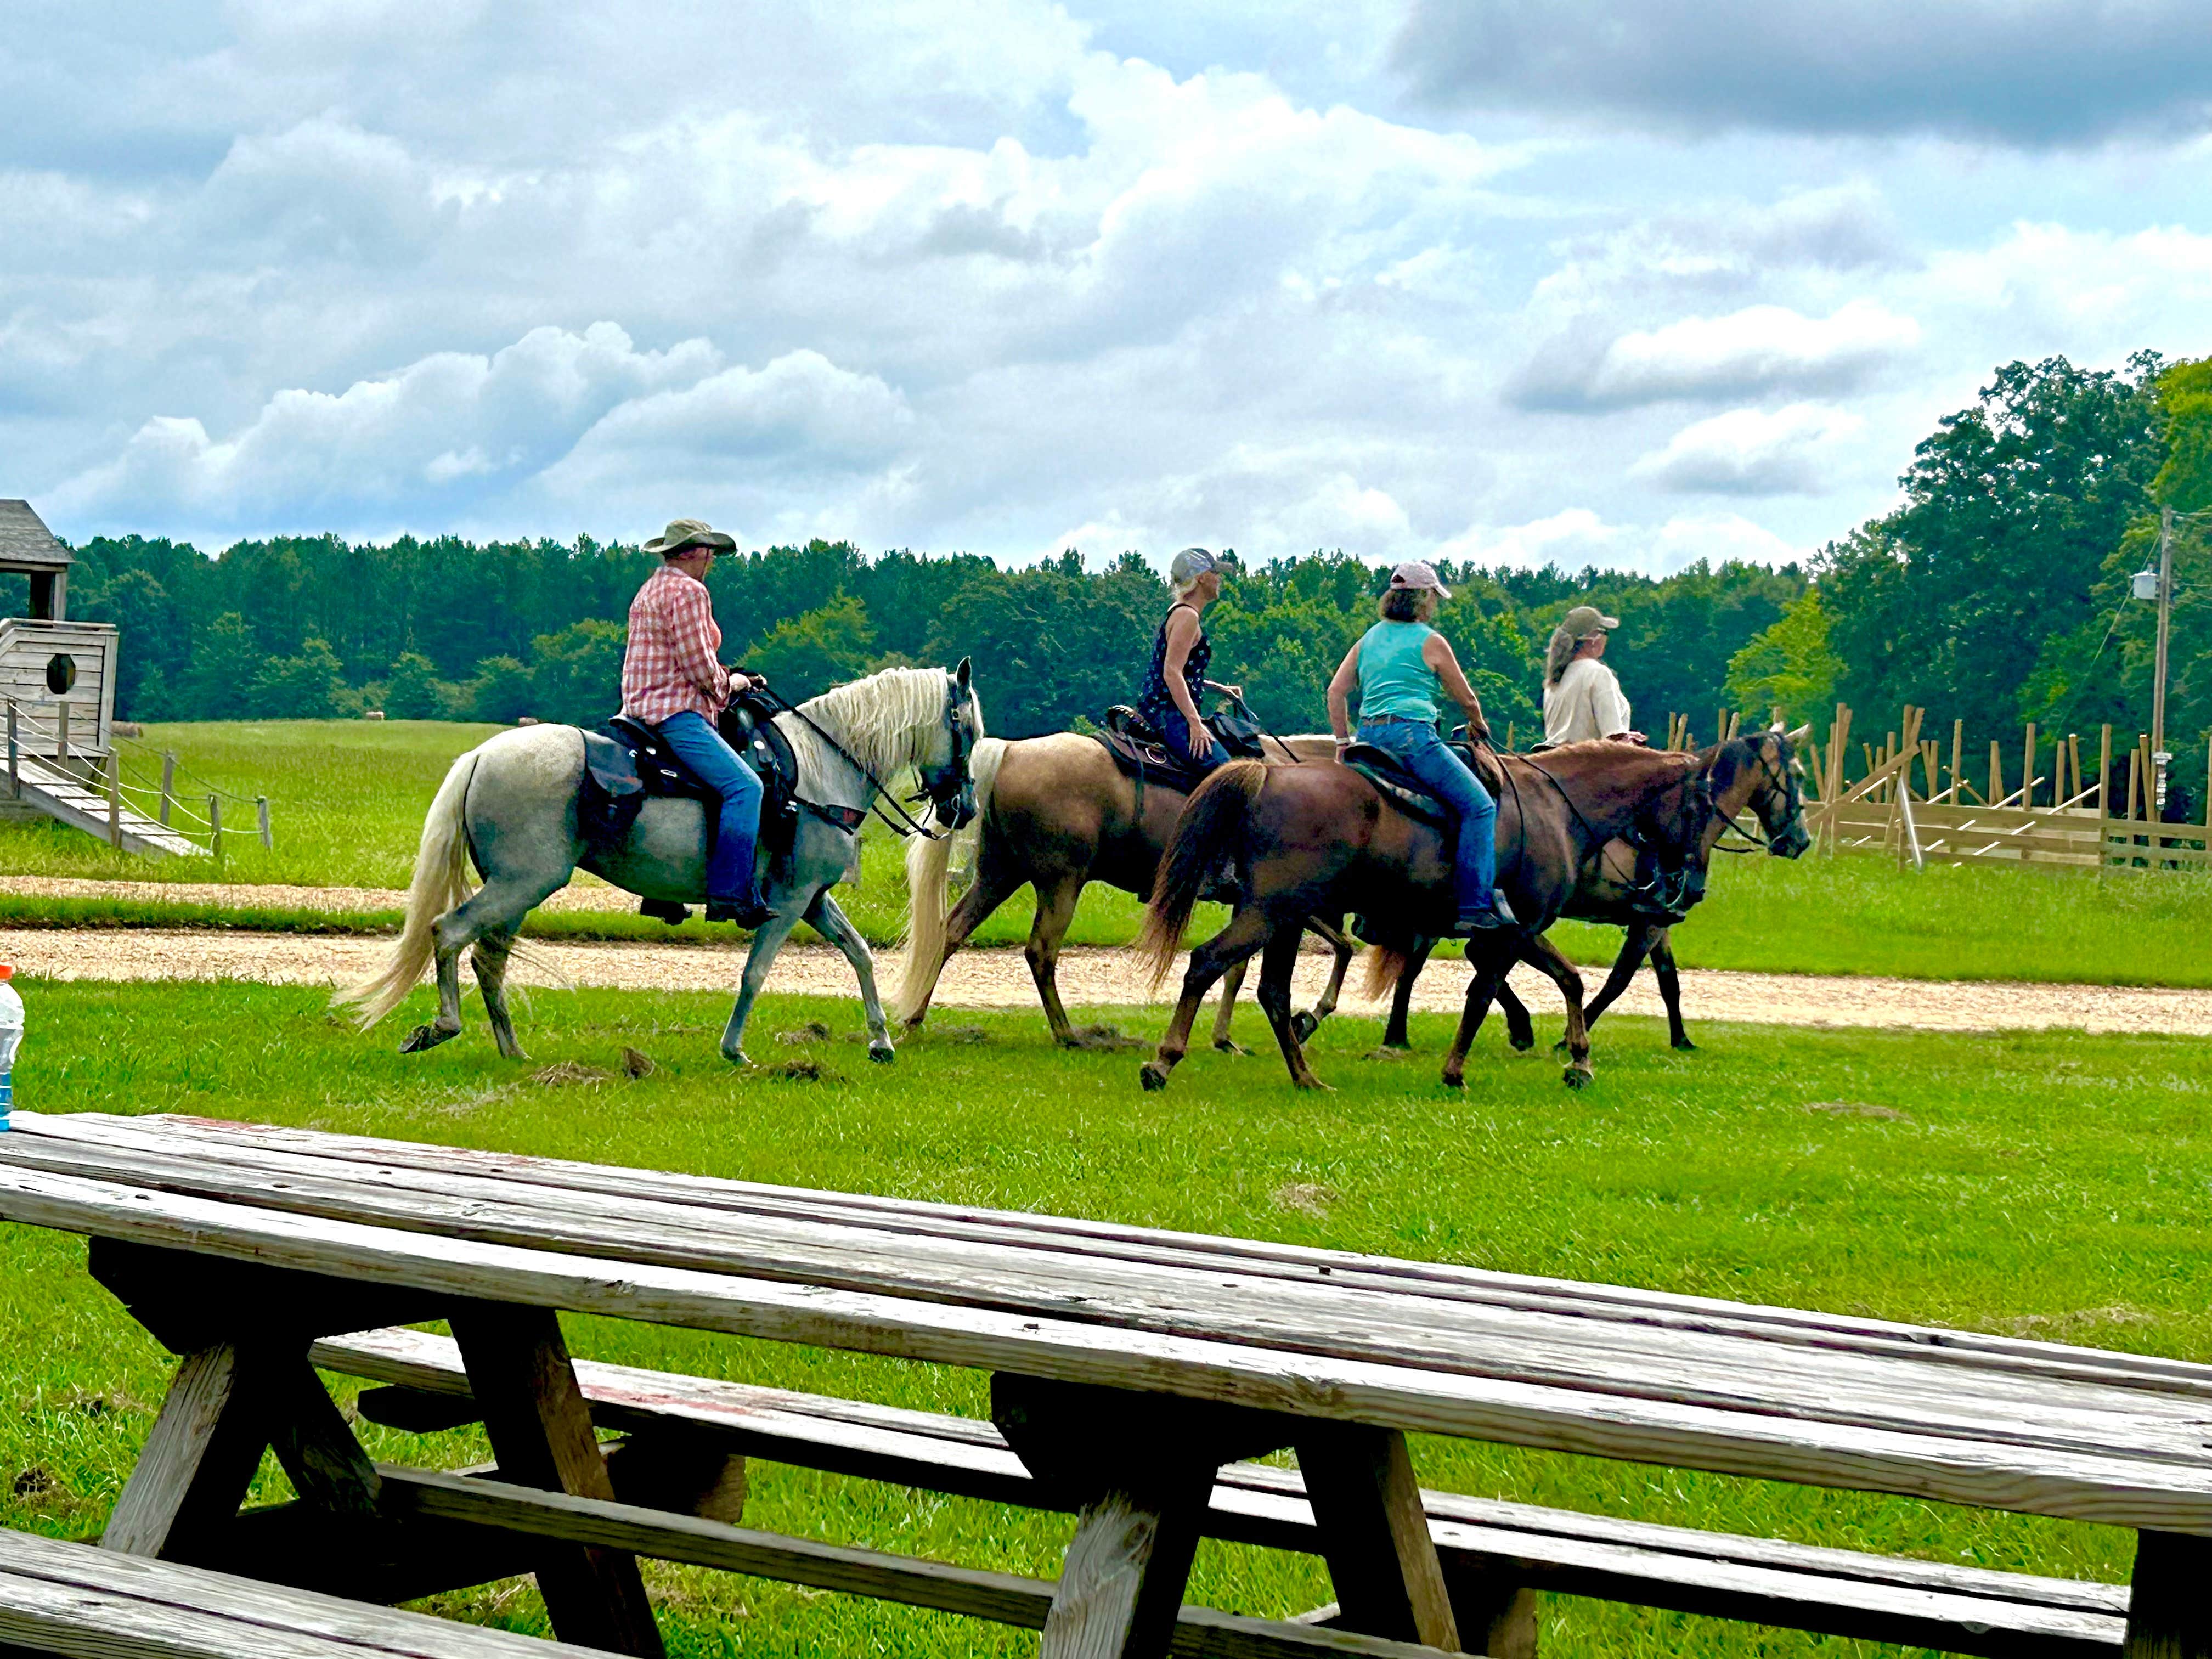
[2,696,270,856]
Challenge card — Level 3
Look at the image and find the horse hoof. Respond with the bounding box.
[1509,1034,1535,1053]
[1138,1062,1170,1092]
[1672,1037,1699,1052]
[1363,1047,1407,1062]
[1290,1012,1319,1042]
[723,1046,751,1067]
[868,1042,897,1065]
[1294,1076,1334,1092]
[1563,1066,1593,1090]
[1212,1039,1251,1056]
[399,1023,458,1054]
[1440,1070,1465,1090]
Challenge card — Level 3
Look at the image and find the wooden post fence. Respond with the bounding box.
[159,752,176,827]
[208,795,222,861]
[256,797,272,850]
[5,700,15,799]
[106,755,122,850]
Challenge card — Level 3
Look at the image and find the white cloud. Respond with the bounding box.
[1630,403,1864,495]
[1511,301,1921,410]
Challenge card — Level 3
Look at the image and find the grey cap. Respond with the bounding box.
[1562,603,1620,635]
[1169,546,1220,584]
[1387,560,1452,600]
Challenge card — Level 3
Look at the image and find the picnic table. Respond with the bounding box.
[0,1110,2202,1658]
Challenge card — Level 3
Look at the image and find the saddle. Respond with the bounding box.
[1342,742,1458,834]
[1094,703,1269,794]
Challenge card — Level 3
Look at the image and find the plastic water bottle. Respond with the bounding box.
[0,965,21,1131]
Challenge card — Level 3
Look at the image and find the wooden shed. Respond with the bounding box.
[0,500,116,761]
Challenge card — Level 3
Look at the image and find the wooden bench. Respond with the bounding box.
[0,1525,619,1657]
[315,1325,2130,1659]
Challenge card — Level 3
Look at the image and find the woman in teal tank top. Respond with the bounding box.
[1325,562,1514,933]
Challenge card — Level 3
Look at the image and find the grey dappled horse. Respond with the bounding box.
[336,663,982,1065]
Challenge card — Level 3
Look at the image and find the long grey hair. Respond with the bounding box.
[1544,624,1585,688]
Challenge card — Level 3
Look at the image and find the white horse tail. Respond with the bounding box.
[894,735,1005,1023]
[333,746,483,1028]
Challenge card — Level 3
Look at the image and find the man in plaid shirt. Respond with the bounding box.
[623,518,770,927]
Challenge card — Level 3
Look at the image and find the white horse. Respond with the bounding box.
[336,662,981,1065]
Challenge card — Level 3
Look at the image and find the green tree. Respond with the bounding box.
[182,612,262,719]
[466,656,535,724]
[2156,358,2212,513]
[749,594,878,702]
[248,636,352,719]
[528,620,627,727]
[1726,588,1843,723]
[382,652,447,720]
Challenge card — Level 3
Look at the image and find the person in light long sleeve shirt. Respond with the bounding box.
[1542,605,1644,746]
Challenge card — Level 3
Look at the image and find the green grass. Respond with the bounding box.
[2,978,2205,1654]
[16,720,2212,985]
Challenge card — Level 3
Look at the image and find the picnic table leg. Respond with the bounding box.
[2125,1529,2212,1657]
[101,1342,280,1558]
[1047,1472,1216,1658]
[449,1302,664,1658]
[1295,1424,1463,1651]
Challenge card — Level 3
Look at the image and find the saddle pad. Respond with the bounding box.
[1093,729,1210,794]
[1343,745,1454,831]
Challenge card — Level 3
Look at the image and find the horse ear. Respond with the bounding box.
[955,657,972,691]
[1785,723,1810,743]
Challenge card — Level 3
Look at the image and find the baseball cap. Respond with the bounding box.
[1562,604,1620,635]
[1169,547,1220,584]
[1387,561,1452,600]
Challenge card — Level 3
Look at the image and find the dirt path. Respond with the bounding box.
[0,928,2198,1036]
[0,873,635,912]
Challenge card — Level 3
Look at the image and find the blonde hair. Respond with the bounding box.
[1378,588,1437,623]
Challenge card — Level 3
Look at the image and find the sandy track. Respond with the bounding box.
[0,927,2193,1036]
[0,873,634,912]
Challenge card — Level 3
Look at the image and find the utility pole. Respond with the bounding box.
[2154,503,2175,817]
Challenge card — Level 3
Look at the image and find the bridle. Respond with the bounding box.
[1706,736,1801,855]
[753,672,976,841]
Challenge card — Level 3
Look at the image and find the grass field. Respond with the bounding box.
[11,719,2212,986]
[1,977,2203,1655]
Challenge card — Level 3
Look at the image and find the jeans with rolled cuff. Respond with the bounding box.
[657,711,764,902]
[1356,719,1497,914]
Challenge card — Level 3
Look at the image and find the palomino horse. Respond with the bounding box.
[1136,742,1714,1092]
[1380,727,1812,1052]
[895,730,1345,1050]
[337,663,983,1065]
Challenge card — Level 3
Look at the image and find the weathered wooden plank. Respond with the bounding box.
[25,1128,2211,1465]
[448,1304,662,1658]
[264,1356,381,1523]
[1294,1426,1458,1649]
[382,1465,1451,1658]
[8,1165,2212,1532]
[80,1113,2211,1396]
[101,1343,275,1559]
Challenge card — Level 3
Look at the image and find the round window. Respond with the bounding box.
[43,654,78,696]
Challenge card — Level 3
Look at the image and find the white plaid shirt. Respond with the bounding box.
[621,565,729,724]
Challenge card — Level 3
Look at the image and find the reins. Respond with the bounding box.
[752,680,964,841]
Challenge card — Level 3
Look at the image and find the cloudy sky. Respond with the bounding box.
[5,1,2209,574]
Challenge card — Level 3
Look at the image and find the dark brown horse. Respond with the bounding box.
[1379,727,1812,1053]
[1136,742,1715,1091]
[896,731,1347,1049]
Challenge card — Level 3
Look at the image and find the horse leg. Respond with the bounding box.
[1577,923,1657,1043]
[1520,932,1593,1088]
[401,876,556,1054]
[1290,918,1355,1043]
[1212,959,1251,1054]
[1025,874,1089,1048]
[471,932,528,1062]
[1140,905,1271,1092]
[1440,940,1510,1089]
[900,861,1019,1034]
[810,890,895,1065]
[1380,938,1435,1050]
[720,910,804,1065]
[1495,978,1536,1053]
[1255,922,1329,1091]
[1650,928,1694,1050]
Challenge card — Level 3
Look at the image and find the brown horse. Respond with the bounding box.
[1136,742,1714,1092]
[895,731,1347,1049]
[1380,727,1812,1053]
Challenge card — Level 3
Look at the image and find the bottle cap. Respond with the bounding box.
[0,964,12,980]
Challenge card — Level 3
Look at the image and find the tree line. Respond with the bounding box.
[19,348,2205,758]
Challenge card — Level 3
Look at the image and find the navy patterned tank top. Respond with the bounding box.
[1137,603,1210,727]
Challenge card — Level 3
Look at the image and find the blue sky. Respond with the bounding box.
[4,0,2209,573]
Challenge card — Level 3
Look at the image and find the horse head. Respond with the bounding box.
[1713,725,1813,859]
[916,657,983,830]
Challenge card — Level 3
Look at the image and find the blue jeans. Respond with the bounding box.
[658,711,764,901]
[1160,708,1230,772]
[1357,719,1497,914]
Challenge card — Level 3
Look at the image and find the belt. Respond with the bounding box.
[1360,713,1433,726]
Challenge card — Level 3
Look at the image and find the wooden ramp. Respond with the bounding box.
[7,752,207,858]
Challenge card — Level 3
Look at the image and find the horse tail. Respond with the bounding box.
[894,736,1005,1022]
[1136,760,1266,988]
[1363,944,1410,1001]
[332,746,482,1028]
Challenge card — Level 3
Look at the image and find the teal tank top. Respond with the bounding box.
[1357,620,1440,721]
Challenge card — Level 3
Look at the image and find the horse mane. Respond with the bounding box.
[794,665,979,778]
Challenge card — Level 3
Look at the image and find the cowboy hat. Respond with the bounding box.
[644,517,737,557]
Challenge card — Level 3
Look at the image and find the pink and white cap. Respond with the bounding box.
[1387,560,1451,600]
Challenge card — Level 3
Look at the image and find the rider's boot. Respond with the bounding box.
[640,899,691,926]
[1453,889,1518,934]
[706,890,774,928]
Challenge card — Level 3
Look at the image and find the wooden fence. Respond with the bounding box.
[1663,702,2212,873]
